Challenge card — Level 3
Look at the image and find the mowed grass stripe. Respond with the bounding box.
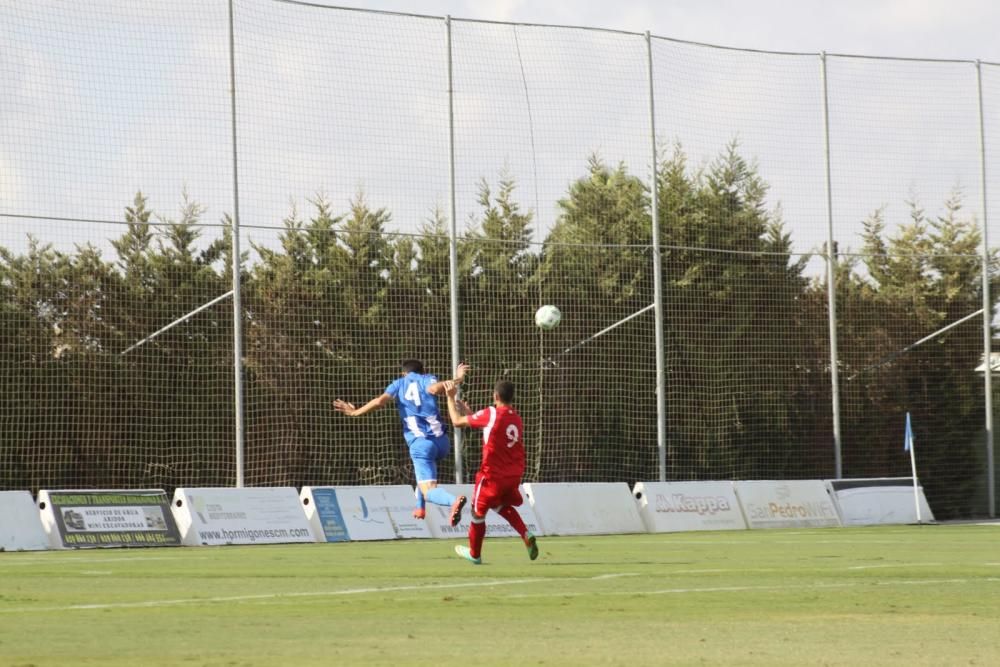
[1,526,999,666]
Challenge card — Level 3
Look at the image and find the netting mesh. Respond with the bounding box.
[827,56,987,517]
[0,1,234,490]
[986,63,1000,252]
[232,2,448,235]
[0,1,232,229]
[650,39,832,481]
[451,22,653,483]
[232,2,451,487]
[0,1,997,518]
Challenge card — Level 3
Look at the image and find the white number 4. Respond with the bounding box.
[404,382,421,407]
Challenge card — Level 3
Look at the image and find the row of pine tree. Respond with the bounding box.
[1,144,993,517]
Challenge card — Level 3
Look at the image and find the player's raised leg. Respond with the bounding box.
[412,486,426,520]
[412,434,467,525]
[496,505,538,560]
[411,438,454,502]
[411,439,466,526]
[496,504,527,537]
[524,531,539,561]
[418,479,460,512]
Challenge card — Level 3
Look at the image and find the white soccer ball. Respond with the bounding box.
[534,304,562,331]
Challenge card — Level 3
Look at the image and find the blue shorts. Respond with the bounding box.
[409,435,451,484]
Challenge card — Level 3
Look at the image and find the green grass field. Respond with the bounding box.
[2,525,999,666]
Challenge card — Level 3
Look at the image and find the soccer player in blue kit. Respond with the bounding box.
[333,360,469,525]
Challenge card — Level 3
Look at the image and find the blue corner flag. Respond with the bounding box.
[904,412,914,452]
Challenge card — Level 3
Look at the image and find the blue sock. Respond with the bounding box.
[425,487,456,507]
[414,487,425,510]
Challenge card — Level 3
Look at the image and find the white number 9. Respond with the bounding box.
[505,424,519,448]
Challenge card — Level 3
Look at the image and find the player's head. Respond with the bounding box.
[493,379,515,405]
[400,359,424,375]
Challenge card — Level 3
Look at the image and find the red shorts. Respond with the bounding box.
[472,471,522,516]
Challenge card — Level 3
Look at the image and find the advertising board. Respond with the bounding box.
[38,489,181,548]
[301,485,432,541]
[633,481,747,532]
[733,480,841,529]
[172,487,316,546]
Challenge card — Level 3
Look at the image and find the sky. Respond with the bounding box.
[2,0,1000,266]
[347,0,1000,61]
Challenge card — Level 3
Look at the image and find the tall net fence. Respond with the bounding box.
[1,1,998,519]
[649,39,833,483]
[827,56,989,517]
[0,1,235,490]
[451,21,654,483]
[231,2,451,487]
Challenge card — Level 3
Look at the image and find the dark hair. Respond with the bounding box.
[400,359,424,374]
[495,379,515,404]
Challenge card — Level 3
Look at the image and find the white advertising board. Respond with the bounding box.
[734,480,841,529]
[525,483,645,536]
[827,479,935,525]
[301,485,432,541]
[424,484,543,540]
[172,487,316,546]
[0,491,50,551]
[633,481,747,533]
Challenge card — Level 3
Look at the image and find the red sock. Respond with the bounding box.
[497,505,527,539]
[469,517,486,558]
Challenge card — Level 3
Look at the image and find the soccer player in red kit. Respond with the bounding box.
[444,377,539,564]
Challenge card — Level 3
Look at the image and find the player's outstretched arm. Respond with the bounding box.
[333,393,392,417]
[428,362,472,396]
[443,380,471,427]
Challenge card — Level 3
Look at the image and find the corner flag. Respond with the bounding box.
[904,412,914,452]
[904,411,922,523]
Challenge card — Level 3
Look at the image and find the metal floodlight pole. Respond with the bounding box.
[227,0,246,488]
[446,15,464,483]
[645,32,668,482]
[820,52,844,479]
[976,60,996,518]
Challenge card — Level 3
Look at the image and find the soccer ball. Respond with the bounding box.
[534,304,562,331]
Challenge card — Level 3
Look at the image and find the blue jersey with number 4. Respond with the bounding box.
[385,372,448,445]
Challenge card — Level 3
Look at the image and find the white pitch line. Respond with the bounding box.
[0,555,206,566]
[0,577,551,614]
[607,577,998,597]
[670,562,1000,575]
[503,577,1000,600]
[848,562,944,570]
[670,568,780,575]
[657,539,913,546]
[0,571,642,614]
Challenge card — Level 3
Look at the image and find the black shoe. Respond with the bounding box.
[449,495,467,527]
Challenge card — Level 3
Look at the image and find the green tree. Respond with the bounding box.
[836,193,992,517]
[245,193,418,487]
[0,237,78,489]
[539,156,656,482]
[657,142,814,479]
[458,175,540,480]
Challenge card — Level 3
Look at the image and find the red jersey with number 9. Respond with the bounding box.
[466,405,525,480]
